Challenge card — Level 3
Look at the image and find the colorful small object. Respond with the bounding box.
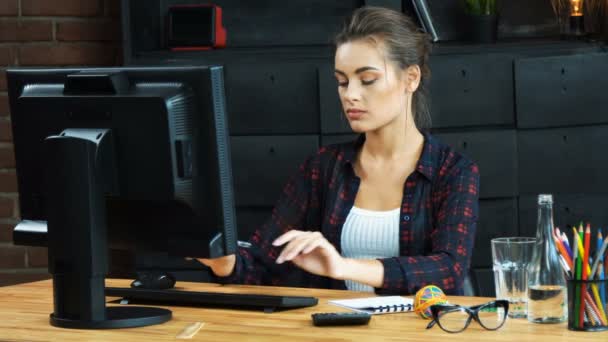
[414,285,448,319]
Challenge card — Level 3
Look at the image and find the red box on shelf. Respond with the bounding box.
[168,4,226,51]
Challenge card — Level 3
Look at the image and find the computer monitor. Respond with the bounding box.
[6,66,238,328]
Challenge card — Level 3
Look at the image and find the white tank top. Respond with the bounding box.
[340,206,400,292]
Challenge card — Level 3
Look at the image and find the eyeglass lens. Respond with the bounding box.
[477,302,507,330]
[437,308,470,332]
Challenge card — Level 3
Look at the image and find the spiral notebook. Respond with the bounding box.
[329,296,413,315]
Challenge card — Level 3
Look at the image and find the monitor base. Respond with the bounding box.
[50,306,172,329]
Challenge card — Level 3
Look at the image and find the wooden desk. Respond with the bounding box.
[0,279,606,341]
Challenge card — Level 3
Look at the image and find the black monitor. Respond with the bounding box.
[6,66,238,328]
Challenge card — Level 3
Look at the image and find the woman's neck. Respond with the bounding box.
[362,120,424,163]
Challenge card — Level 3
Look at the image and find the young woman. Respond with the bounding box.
[196,6,479,295]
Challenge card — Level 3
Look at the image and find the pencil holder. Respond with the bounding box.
[567,279,608,331]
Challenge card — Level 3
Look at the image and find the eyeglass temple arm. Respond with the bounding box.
[426,319,438,329]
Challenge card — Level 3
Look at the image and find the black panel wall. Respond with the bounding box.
[518,126,608,194]
[123,0,608,296]
[225,63,320,134]
[515,53,608,128]
[231,135,319,207]
[433,130,517,199]
[429,54,514,128]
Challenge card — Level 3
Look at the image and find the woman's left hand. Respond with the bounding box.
[272,230,346,280]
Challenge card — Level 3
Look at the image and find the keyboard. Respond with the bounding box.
[105,287,318,312]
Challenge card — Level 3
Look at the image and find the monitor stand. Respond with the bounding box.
[44,128,171,329]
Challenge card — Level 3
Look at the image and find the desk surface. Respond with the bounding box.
[0,279,606,341]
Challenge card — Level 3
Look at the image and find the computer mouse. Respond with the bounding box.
[130,272,176,290]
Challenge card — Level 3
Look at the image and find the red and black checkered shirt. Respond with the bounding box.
[216,132,479,295]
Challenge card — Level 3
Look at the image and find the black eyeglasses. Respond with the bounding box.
[426,300,509,333]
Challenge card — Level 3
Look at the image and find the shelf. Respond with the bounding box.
[130,38,606,65]
[431,37,606,55]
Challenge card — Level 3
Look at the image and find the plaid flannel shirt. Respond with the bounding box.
[214,131,480,295]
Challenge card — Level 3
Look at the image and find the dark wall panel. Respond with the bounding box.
[365,0,401,10]
[518,126,608,194]
[518,194,608,238]
[497,0,557,38]
[429,54,514,128]
[128,0,161,55]
[433,130,517,199]
[231,135,319,207]
[320,134,357,147]
[515,53,608,128]
[472,199,519,268]
[472,269,495,297]
[225,62,320,135]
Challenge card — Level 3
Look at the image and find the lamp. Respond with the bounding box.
[569,0,585,35]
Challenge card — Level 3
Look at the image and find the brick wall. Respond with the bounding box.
[0,0,122,286]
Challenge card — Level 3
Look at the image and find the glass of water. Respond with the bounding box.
[491,237,536,318]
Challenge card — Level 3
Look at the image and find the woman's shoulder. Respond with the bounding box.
[311,135,361,165]
[294,137,359,182]
[425,133,479,182]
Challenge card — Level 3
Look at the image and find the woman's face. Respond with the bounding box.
[334,39,416,133]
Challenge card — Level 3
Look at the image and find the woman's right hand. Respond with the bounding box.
[192,254,236,277]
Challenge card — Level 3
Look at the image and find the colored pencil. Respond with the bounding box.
[572,228,580,272]
[586,303,599,326]
[591,236,608,280]
[572,228,580,326]
[589,226,608,323]
[585,290,608,325]
[599,261,605,319]
[558,254,571,278]
[554,235,573,269]
[584,225,590,281]
[578,230,586,327]
[599,229,604,263]
[567,225,608,327]
[561,232,573,261]
[573,228,608,324]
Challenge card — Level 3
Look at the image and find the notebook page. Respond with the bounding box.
[329,296,414,315]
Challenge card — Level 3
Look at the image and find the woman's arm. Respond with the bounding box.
[271,229,384,287]
[205,152,322,285]
[376,161,480,295]
[340,258,384,288]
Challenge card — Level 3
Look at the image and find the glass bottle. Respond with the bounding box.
[527,194,567,323]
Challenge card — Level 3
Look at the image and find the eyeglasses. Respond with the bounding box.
[426,300,509,333]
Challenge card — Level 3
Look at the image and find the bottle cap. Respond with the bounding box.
[538,194,553,204]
